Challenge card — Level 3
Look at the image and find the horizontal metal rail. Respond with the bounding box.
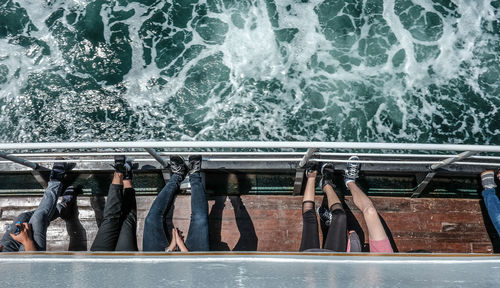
[1,158,499,167]
[1,141,500,152]
[7,152,500,161]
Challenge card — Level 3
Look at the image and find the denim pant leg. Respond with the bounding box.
[143,174,183,251]
[91,184,123,251]
[1,211,34,252]
[185,173,210,251]
[115,188,138,251]
[29,180,63,251]
[482,188,500,235]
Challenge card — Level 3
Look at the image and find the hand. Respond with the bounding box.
[167,228,177,252]
[173,228,189,252]
[11,222,36,251]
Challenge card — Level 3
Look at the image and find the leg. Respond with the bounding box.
[480,170,500,235]
[348,181,387,241]
[299,170,320,251]
[143,173,183,251]
[185,172,210,251]
[29,180,64,251]
[90,173,124,251]
[482,188,500,235]
[115,180,138,251]
[322,183,347,252]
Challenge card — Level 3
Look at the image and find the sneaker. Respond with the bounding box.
[344,156,360,186]
[111,155,127,174]
[318,206,332,226]
[188,155,202,175]
[123,157,139,180]
[50,162,76,181]
[481,170,497,189]
[170,155,188,178]
[304,162,318,178]
[320,163,336,189]
[112,155,138,180]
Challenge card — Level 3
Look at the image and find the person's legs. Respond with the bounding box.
[481,170,500,234]
[299,166,320,251]
[143,173,183,251]
[115,180,138,251]
[28,179,64,251]
[185,155,210,251]
[90,173,124,251]
[320,164,347,251]
[345,156,392,253]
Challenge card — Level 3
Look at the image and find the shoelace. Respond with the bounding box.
[346,163,359,179]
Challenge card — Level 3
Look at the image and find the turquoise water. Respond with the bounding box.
[0,0,499,144]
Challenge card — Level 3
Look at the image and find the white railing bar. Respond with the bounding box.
[1,158,499,166]
[10,152,307,157]
[1,141,500,152]
[7,152,500,161]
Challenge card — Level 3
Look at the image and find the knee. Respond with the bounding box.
[144,213,159,228]
[332,208,346,224]
[363,206,378,219]
[190,213,208,225]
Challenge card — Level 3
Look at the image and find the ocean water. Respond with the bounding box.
[0,0,499,144]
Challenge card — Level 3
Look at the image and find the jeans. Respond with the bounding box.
[91,184,138,251]
[28,180,64,251]
[482,188,500,235]
[143,173,209,251]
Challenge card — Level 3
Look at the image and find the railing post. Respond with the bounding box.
[144,148,170,181]
[411,151,477,198]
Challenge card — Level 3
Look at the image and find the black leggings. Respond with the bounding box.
[91,184,138,251]
[299,201,347,252]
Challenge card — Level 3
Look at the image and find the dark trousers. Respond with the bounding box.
[143,172,209,251]
[91,184,138,251]
[299,202,347,252]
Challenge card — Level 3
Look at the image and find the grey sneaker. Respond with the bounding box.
[188,155,202,175]
[170,155,188,178]
[481,170,497,189]
[320,163,336,189]
[344,156,360,186]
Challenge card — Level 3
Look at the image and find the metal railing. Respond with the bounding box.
[0,141,499,197]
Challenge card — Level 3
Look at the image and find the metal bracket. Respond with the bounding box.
[411,151,477,198]
[144,148,171,182]
[0,151,49,188]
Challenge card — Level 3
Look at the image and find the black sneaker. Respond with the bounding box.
[123,157,138,180]
[320,163,336,189]
[170,155,188,178]
[50,162,76,181]
[188,155,202,175]
[318,206,332,226]
[344,156,360,186]
[112,155,138,180]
